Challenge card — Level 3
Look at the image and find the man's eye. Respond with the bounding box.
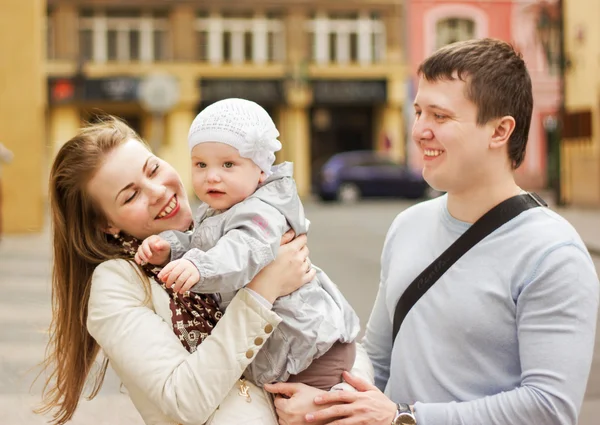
[434,114,447,120]
[223,162,234,168]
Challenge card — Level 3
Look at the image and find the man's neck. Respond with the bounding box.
[446,179,522,224]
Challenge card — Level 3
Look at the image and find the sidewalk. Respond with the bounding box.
[545,196,600,256]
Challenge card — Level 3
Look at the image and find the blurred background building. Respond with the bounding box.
[45,0,406,205]
[2,0,598,234]
[561,0,600,206]
[405,0,561,191]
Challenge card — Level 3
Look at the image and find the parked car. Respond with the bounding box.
[317,150,438,203]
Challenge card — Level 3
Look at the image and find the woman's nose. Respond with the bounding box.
[147,181,167,204]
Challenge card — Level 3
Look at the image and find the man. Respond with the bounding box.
[266,38,599,425]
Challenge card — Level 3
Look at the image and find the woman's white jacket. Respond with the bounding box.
[87,259,374,425]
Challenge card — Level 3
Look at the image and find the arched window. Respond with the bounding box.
[435,18,475,49]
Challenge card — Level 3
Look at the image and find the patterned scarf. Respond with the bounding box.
[111,232,223,353]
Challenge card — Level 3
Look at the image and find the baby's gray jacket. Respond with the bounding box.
[161,162,360,385]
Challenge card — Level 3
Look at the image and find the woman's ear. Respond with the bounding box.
[489,116,516,150]
[104,223,121,238]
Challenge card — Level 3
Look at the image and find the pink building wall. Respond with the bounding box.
[405,0,560,189]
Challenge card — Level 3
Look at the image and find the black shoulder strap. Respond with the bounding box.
[392,192,547,342]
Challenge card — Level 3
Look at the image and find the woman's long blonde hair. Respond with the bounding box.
[36,116,146,424]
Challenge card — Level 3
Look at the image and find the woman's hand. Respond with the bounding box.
[264,382,330,425]
[247,234,315,304]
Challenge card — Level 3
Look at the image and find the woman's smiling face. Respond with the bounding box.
[87,139,193,240]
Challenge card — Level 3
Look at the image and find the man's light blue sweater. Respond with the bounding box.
[362,195,599,425]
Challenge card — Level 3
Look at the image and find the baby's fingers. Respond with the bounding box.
[142,242,154,260]
[135,248,148,265]
[158,262,176,281]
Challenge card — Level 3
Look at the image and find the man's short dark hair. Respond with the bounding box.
[418,38,533,169]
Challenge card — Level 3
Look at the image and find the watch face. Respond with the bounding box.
[398,412,417,425]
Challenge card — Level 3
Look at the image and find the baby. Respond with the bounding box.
[136,98,360,390]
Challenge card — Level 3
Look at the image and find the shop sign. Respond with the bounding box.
[200,79,284,104]
[312,80,387,104]
[48,76,140,104]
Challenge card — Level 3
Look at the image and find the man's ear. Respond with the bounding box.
[489,116,516,150]
[259,171,267,184]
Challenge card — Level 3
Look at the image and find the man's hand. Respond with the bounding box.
[264,382,329,425]
[157,259,200,293]
[303,371,397,424]
[135,235,171,266]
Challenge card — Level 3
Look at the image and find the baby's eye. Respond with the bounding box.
[223,162,234,168]
[196,162,207,168]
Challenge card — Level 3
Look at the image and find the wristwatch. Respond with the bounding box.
[391,403,417,425]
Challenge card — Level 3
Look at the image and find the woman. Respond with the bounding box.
[36,116,316,425]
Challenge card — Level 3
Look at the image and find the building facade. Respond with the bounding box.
[0,0,46,233]
[405,0,561,190]
[561,0,600,206]
[45,0,407,199]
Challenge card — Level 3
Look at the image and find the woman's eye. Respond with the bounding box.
[150,163,159,176]
[434,114,447,120]
[124,191,137,204]
[223,162,234,168]
[414,110,422,117]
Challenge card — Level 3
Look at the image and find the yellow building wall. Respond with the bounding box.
[162,108,196,200]
[0,0,46,233]
[561,0,600,205]
[49,106,80,155]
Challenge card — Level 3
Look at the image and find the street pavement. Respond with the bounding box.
[0,198,599,424]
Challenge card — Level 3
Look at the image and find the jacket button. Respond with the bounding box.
[254,337,264,346]
[264,324,274,334]
[246,349,254,359]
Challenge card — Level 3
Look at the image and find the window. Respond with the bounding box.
[436,18,475,49]
[563,110,592,139]
[329,33,337,62]
[78,10,170,62]
[107,30,118,61]
[349,33,358,62]
[129,30,140,60]
[223,32,232,62]
[195,13,284,64]
[197,30,208,61]
[79,28,93,61]
[46,13,55,60]
[307,12,385,65]
[244,32,252,62]
[153,29,167,61]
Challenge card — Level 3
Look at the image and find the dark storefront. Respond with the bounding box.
[309,79,387,187]
[48,76,144,134]
[198,79,284,120]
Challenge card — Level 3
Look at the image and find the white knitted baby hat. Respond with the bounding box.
[188,98,282,175]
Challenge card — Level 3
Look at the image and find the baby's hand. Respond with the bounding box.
[135,235,171,266]
[158,259,201,294]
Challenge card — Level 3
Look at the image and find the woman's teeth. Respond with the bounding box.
[424,149,443,157]
[157,196,177,218]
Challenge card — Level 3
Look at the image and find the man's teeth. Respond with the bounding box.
[158,197,177,218]
[424,149,443,157]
